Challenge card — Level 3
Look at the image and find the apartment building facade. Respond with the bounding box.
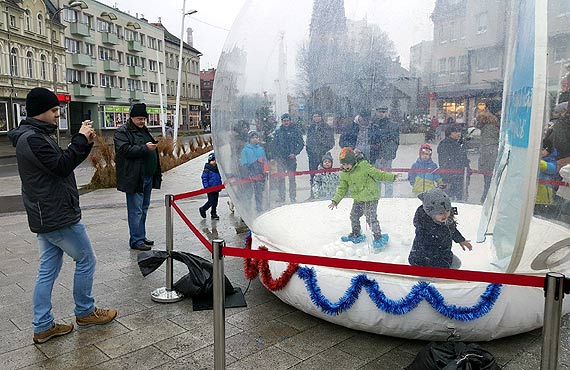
[153,22,201,129]
[60,0,166,133]
[0,0,68,134]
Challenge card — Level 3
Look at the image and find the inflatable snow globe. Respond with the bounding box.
[211,0,570,340]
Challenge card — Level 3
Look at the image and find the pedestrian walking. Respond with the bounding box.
[114,103,162,251]
[8,87,117,344]
[199,152,222,220]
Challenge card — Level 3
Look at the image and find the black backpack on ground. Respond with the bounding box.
[405,341,500,370]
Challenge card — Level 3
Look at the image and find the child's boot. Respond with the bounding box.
[341,233,366,244]
[372,234,389,252]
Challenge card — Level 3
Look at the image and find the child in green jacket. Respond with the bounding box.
[329,147,398,250]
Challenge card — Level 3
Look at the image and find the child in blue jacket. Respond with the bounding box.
[240,130,268,212]
[199,152,222,220]
[409,143,442,195]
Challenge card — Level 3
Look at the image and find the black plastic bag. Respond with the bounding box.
[137,250,234,297]
[405,341,500,370]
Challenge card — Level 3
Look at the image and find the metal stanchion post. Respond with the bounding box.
[463,167,469,201]
[151,194,184,303]
[540,272,565,370]
[212,239,226,370]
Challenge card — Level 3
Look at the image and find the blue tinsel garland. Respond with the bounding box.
[296,266,502,321]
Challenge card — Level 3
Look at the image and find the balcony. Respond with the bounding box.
[129,90,144,101]
[101,32,119,45]
[127,40,143,52]
[71,53,92,67]
[103,60,121,72]
[70,22,90,37]
[128,66,143,76]
[105,87,121,99]
[72,84,93,97]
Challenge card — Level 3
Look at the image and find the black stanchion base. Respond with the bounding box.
[192,287,247,311]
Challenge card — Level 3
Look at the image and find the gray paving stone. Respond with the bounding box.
[226,298,296,331]
[332,332,406,363]
[86,345,172,370]
[501,349,541,370]
[0,327,34,355]
[35,321,131,358]
[19,344,109,370]
[288,346,366,370]
[0,345,47,370]
[153,330,211,359]
[94,320,185,358]
[116,303,193,331]
[275,323,356,360]
[151,343,237,370]
[225,320,301,359]
[358,346,418,369]
[276,310,324,332]
[227,346,301,370]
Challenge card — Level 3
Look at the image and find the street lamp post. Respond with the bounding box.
[173,2,197,143]
[48,1,87,144]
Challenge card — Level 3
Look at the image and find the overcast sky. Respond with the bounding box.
[97,0,435,76]
[97,0,247,69]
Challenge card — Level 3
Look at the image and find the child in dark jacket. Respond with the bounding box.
[199,152,222,220]
[409,143,442,195]
[408,188,473,268]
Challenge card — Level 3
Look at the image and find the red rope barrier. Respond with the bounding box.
[222,246,544,288]
[170,200,212,252]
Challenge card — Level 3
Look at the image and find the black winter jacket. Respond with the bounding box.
[372,117,400,161]
[437,137,470,170]
[270,124,304,161]
[306,122,334,157]
[408,206,466,268]
[8,118,92,233]
[114,120,162,193]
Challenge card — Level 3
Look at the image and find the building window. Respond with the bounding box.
[100,74,114,87]
[141,58,146,69]
[54,57,59,82]
[125,29,137,41]
[139,34,145,46]
[126,54,138,67]
[158,40,162,51]
[142,81,148,92]
[85,43,94,57]
[25,10,32,32]
[127,78,141,91]
[97,19,111,32]
[37,14,43,35]
[87,72,96,85]
[459,55,468,73]
[40,55,47,80]
[117,51,124,64]
[65,38,80,54]
[98,46,112,60]
[10,48,18,76]
[476,12,488,34]
[63,8,77,22]
[118,77,124,89]
[149,59,157,71]
[438,58,446,74]
[476,53,486,71]
[148,37,157,49]
[448,57,456,82]
[150,82,157,93]
[116,25,123,39]
[9,15,17,28]
[26,51,33,78]
[66,68,82,83]
[85,14,94,29]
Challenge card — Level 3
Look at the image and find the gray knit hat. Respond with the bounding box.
[418,188,451,218]
[321,152,333,164]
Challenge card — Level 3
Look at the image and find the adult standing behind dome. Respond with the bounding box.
[478,100,501,203]
[306,112,335,198]
[548,102,570,170]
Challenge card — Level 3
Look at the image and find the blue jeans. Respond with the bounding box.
[126,176,153,247]
[375,158,393,198]
[34,222,96,333]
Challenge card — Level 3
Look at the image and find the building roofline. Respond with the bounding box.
[150,22,202,55]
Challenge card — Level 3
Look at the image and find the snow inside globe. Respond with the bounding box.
[211,0,570,340]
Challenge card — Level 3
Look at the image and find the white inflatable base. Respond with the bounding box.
[250,198,570,341]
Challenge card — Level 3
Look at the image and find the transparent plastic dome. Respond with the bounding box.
[211,0,570,275]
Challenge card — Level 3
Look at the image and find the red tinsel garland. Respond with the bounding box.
[243,234,299,291]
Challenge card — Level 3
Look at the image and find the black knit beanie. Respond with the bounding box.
[26,87,59,117]
[130,103,148,118]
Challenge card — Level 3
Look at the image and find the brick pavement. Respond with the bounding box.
[0,151,569,369]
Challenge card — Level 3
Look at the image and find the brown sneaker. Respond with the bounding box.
[33,322,74,344]
[76,307,117,326]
